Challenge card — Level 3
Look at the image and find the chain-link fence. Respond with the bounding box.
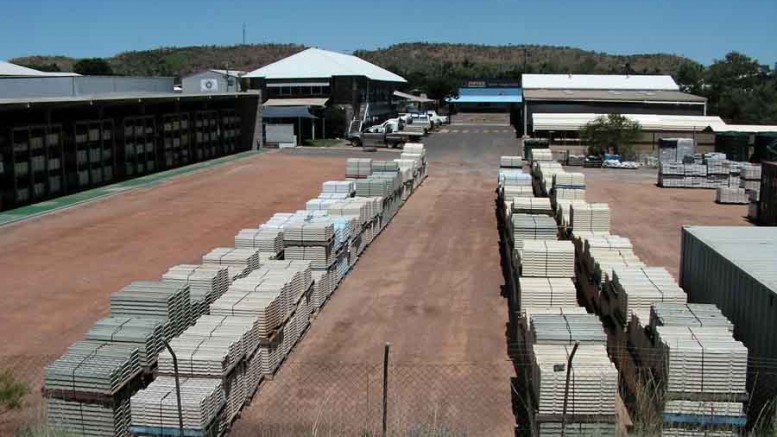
[232,360,516,437]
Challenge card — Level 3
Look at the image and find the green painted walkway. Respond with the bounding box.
[0,150,264,227]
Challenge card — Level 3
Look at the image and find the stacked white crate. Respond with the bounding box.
[202,247,261,281]
[552,172,586,201]
[520,240,575,278]
[608,267,686,326]
[511,214,558,252]
[715,187,749,204]
[345,158,372,178]
[531,344,618,417]
[500,155,523,168]
[512,197,553,216]
[569,203,611,233]
[556,200,587,229]
[162,264,230,320]
[131,377,225,434]
[519,278,578,307]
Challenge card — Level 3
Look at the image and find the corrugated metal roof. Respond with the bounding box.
[532,113,726,132]
[683,226,777,292]
[704,124,777,133]
[446,95,522,104]
[263,97,329,107]
[0,61,80,77]
[244,48,406,83]
[0,91,258,109]
[522,74,679,90]
[263,106,317,119]
[523,89,705,103]
[393,90,435,103]
[210,69,246,77]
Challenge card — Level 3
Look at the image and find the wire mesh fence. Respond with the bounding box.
[233,361,516,437]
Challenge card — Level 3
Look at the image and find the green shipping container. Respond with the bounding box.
[681,226,777,425]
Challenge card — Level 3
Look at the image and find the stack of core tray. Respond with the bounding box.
[110,281,192,340]
[162,264,230,320]
[202,247,261,280]
[520,240,575,278]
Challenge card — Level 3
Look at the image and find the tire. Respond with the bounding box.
[352,138,363,148]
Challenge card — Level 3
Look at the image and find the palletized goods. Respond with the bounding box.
[285,245,336,269]
[556,200,587,228]
[45,341,141,395]
[48,396,131,437]
[511,214,558,251]
[403,143,426,157]
[519,277,577,307]
[283,222,335,244]
[500,155,522,168]
[130,376,225,432]
[531,344,617,416]
[371,160,399,172]
[531,149,554,162]
[184,315,262,359]
[234,228,284,255]
[528,312,606,346]
[715,187,748,204]
[162,264,230,320]
[655,326,747,396]
[311,269,337,309]
[650,303,733,331]
[553,172,585,188]
[569,203,610,233]
[202,247,261,280]
[503,185,534,198]
[345,158,372,178]
[158,333,242,377]
[520,240,575,278]
[85,317,165,369]
[512,197,553,216]
[110,281,192,340]
[209,290,283,338]
[322,180,355,195]
[609,267,686,325]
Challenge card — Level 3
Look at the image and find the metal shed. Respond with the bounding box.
[680,226,777,424]
[182,70,245,93]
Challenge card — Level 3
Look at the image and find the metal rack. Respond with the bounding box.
[122,116,157,178]
[9,124,65,204]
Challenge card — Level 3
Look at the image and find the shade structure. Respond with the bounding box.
[520,240,575,278]
[570,203,611,233]
[130,376,225,431]
[45,341,141,395]
[655,326,748,396]
[531,344,617,416]
[162,264,230,320]
[202,247,261,280]
[110,281,192,340]
[609,266,687,324]
[48,397,131,437]
[85,316,165,369]
[500,155,522,168]
[346,158,372,178]
[519,277,578,307]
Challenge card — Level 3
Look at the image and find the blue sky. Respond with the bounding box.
[1,0,774,65]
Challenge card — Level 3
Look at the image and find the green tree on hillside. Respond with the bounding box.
[580,114,642,159]
[73,58,114,75]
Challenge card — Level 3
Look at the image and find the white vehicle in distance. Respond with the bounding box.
[364,118,403,134]
[426,110,450,125]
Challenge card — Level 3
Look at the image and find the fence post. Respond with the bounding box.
[561,341,580,437]
[382,342,391,437]
[162,340,185,437]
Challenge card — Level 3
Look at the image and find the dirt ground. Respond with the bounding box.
[0,152,350,434]
[232,130,519,436]
[580,167,752,279]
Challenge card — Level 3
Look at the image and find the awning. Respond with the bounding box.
[393,90,434,103]
[262,106,318,119]
[263,97,329,107]
[703,124,777,133]
[532,113,727,132]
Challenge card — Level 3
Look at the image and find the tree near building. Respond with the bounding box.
[580,114,642,159]
[73,58,114,75]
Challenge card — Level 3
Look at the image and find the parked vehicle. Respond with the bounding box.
[348,118,424,148]
[426,110,450,125]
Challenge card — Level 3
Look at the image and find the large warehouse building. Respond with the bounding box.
[521,74,713,148]
[245,48,406,139]
[0,71,261,212]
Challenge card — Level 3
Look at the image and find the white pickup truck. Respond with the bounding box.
[426,110,449,125]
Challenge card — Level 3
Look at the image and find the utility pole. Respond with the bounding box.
[162,341,184,437]
[560,341,580,437]
[242,23,246,45]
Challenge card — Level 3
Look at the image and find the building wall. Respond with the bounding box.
[182,71,242,93]
[0,76,174,99]
[524,100,706,135]
[0,93,260,211]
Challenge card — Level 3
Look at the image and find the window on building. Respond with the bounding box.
[279,87,291,96]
